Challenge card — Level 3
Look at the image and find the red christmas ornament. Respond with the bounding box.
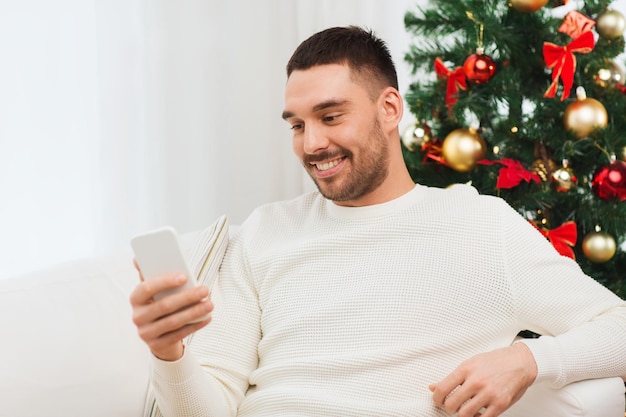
[591,160,626,201]
[463,48,496,84]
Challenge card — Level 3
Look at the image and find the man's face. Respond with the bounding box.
[282,64,389,206]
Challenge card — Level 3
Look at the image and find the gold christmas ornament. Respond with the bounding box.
[442,127,486,172]
[594,60,625,88]
[563,87,608,139]
[582,229,617,263]
[509,0,549,13]
[596,8,626,39]
[401,121,431,151]
[531,159,557,181]
[550,160,577,191]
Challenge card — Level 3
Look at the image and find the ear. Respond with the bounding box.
[379,87,403,131]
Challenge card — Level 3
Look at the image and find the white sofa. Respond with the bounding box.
[1,230,624,417]
[0,240,156,417]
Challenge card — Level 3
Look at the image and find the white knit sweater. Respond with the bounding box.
[152,184,626,417]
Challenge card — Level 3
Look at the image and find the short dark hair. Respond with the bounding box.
[286,26,399,93]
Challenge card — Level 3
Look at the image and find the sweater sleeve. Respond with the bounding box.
[149,226,262,417]
[497,197,626,387]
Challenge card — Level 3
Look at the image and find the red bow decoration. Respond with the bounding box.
[477,158,541,189]
[558,10,595,39]
[530,220,577,259]
[434,57,467,111]
[421,138,446,165]
[543,30,595,100]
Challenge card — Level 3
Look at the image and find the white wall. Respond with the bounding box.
[1,0,625,278]
[0,0,420,278]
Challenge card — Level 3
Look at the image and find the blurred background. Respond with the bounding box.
[1,0,625,278]
[0,0,420,277]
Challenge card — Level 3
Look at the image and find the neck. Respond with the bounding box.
[333,168,415,207]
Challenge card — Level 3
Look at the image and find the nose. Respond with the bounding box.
[302,124,329,155]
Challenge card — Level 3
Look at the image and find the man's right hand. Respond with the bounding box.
[129,261,214,361]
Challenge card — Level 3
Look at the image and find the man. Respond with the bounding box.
[130,26,626,417]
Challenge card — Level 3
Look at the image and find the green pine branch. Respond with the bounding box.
[402,0,626,296]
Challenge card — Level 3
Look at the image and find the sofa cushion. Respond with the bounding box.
[0,248,151,417]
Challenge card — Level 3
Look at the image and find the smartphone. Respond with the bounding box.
[131,226,208,321]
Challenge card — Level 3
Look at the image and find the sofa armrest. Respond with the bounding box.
[0,248,151,417]
[506,377,625,417]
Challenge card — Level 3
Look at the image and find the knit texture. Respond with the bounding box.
[151,184,626,417]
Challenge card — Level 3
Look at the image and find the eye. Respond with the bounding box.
[290,123,303,131]
[323,114,342,123]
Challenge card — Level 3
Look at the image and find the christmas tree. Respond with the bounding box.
[402,0,626,297]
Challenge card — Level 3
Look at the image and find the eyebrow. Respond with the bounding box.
[281,99,349,120]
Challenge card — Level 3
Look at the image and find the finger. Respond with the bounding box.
[148,316,212,354]
[135,284,211,328]
[130,273,187,306]
[151,284,211,319]
[453,395,486,417]
[138,297,213,344]
[473,389,520,417]
[133,258,145,281]
[455,382,519,417]
[442,383,477,415]
[430,371,465,406]
[475,403,509,417]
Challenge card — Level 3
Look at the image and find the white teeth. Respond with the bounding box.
[315,158,341,171]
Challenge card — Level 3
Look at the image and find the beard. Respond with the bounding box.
[304,119,390,203]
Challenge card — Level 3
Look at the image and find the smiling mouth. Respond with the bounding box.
[312,157,345,171]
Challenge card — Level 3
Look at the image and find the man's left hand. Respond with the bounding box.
[429,343,538,417]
